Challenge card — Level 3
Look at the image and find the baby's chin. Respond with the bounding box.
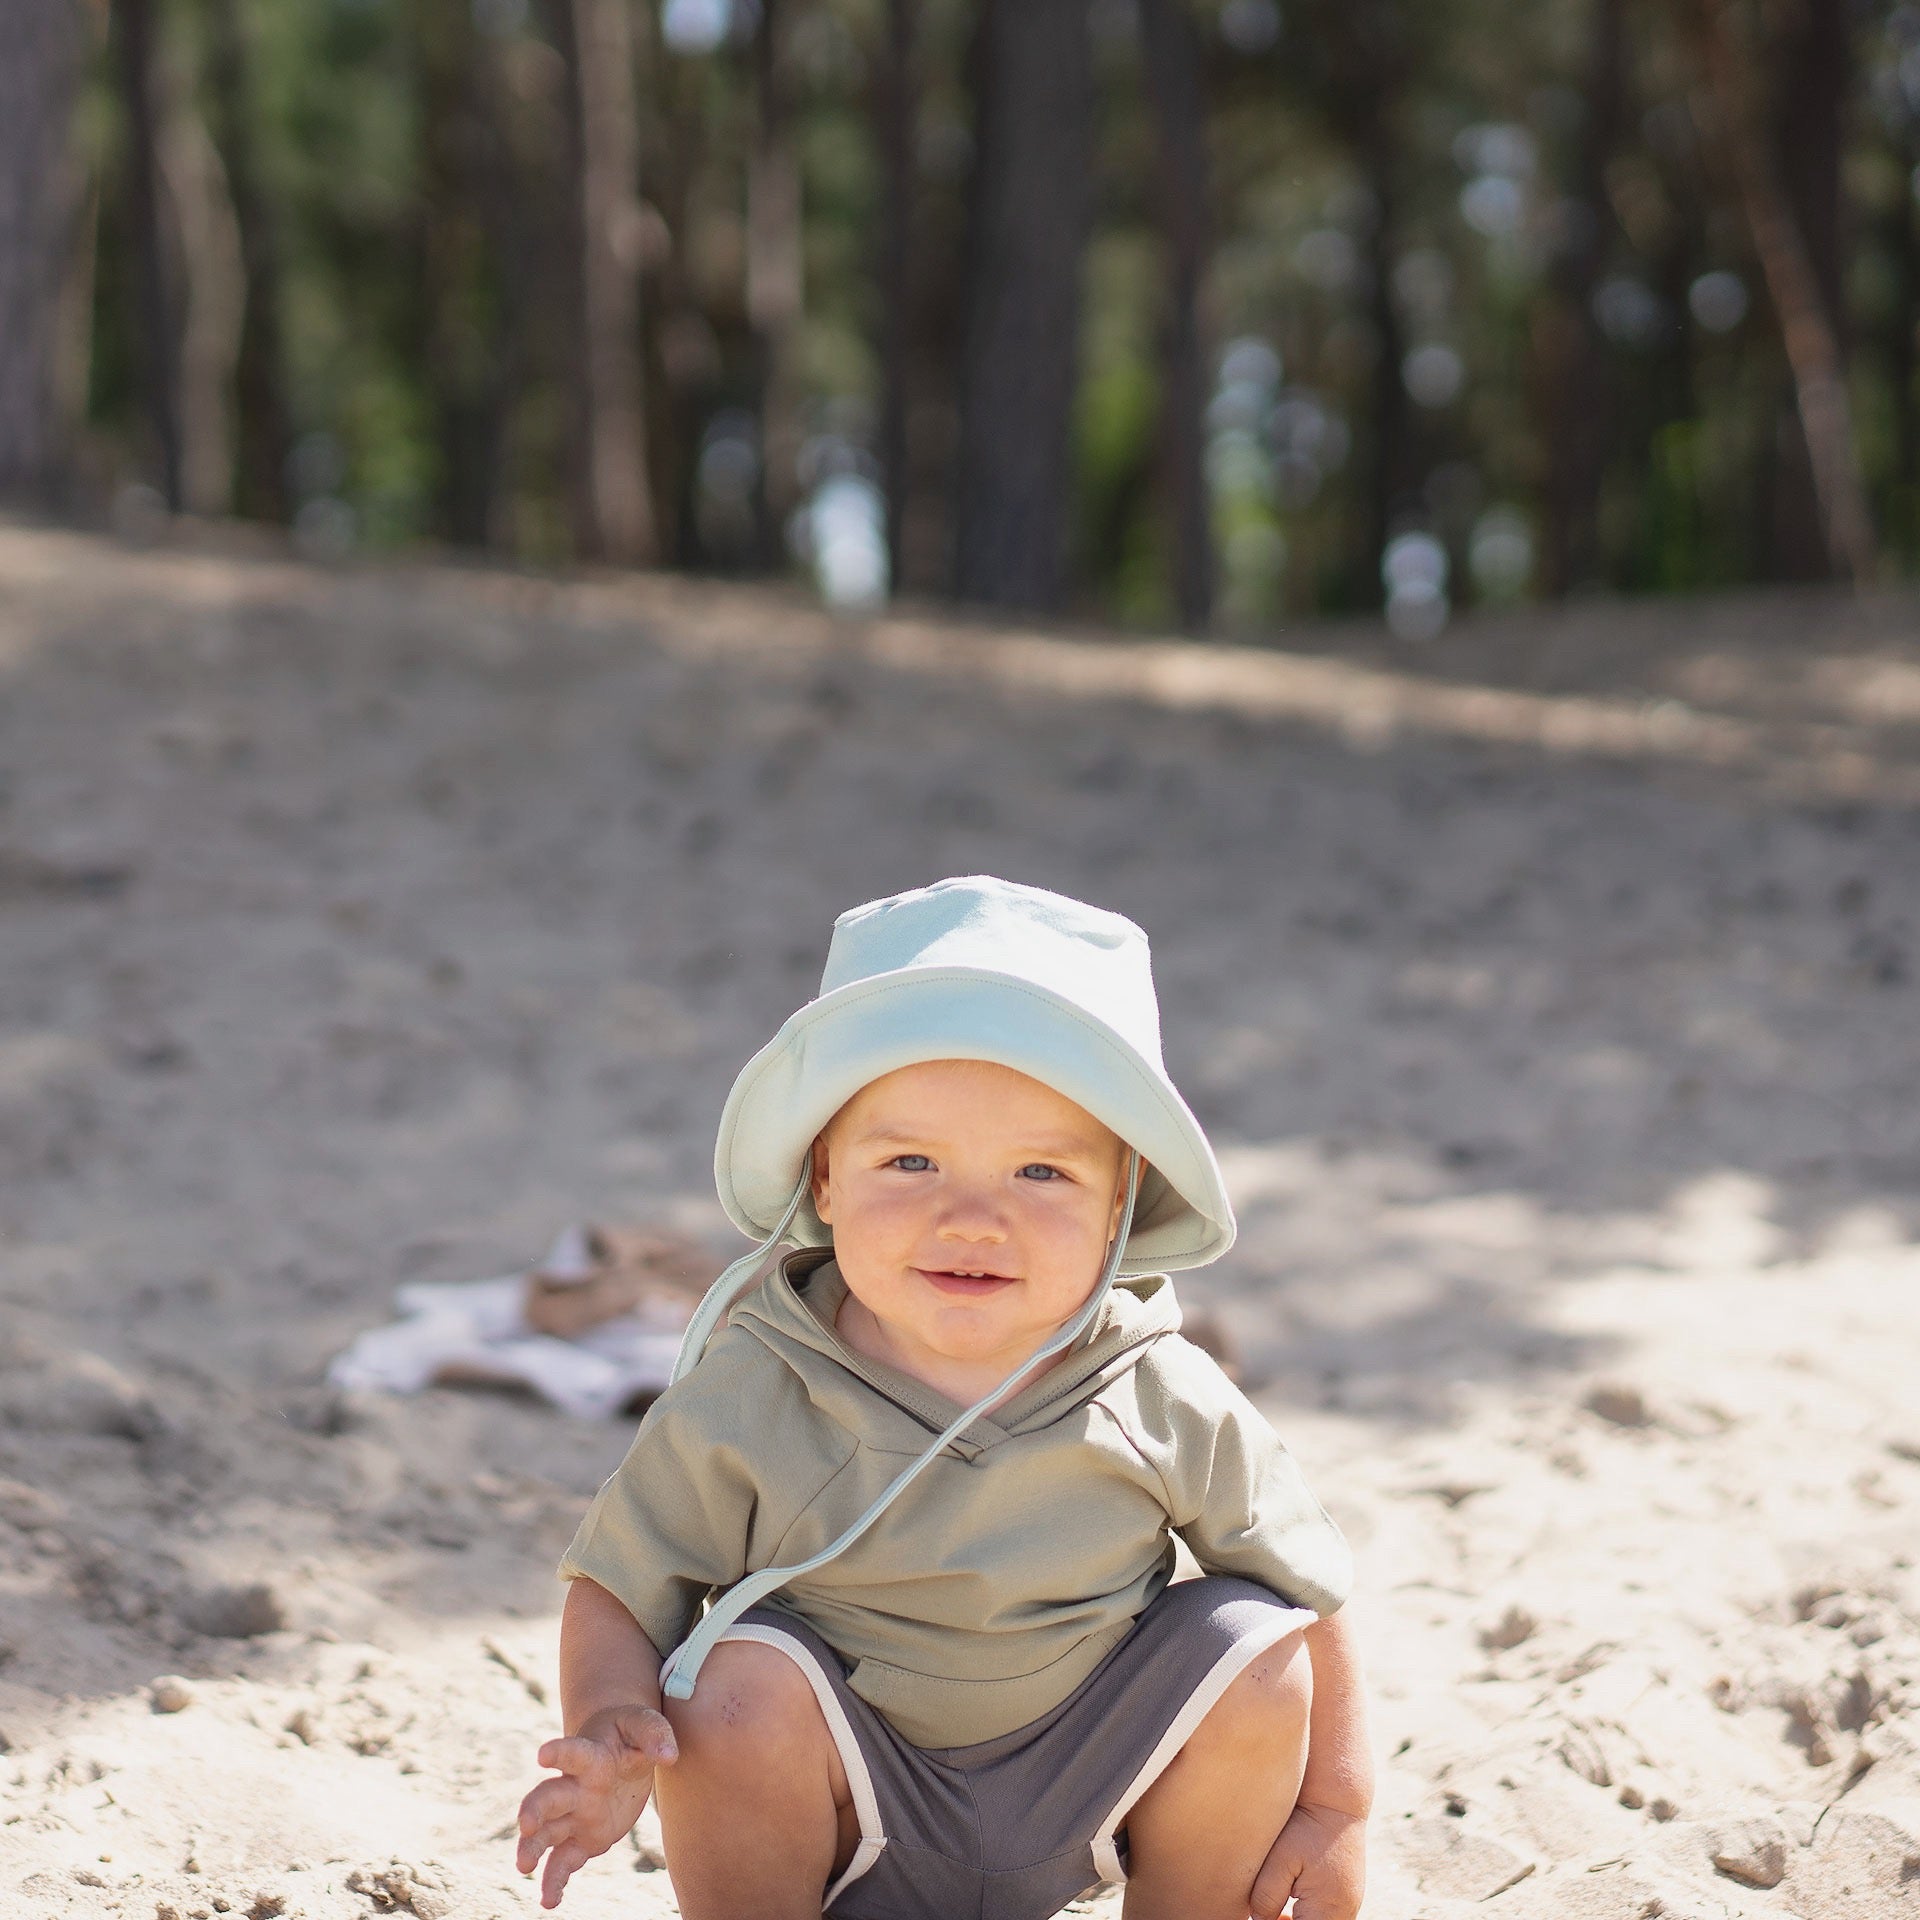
[914,1304,1086,1353]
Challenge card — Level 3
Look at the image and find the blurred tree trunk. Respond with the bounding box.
[750,0,805,567]
[1310,0,1416,606]
[876,0,916,594]
[160,70,244,516]
[116,0,185,510]
[474,37,545,550]
[554,0,656,564]
[888,0,970,595]
[1355,138,1411,601]
[418,3,541,556]
[1774,0,1847,335]
[1691,0,1873,587]
[953,0,1092,611]
[0,0,87,505]
[639,28,713,569]
[1765,0,1852,580]
[1139,0,1214,631]
[1888,137,1920,527]
[415,0,485,544]
[203,0,292,523]
[1537,0,1626,595]
[52,176,101,488]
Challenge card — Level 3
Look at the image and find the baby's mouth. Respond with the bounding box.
[916,1266,1019,1296]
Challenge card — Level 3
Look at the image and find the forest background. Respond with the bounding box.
[1,0,1916,636]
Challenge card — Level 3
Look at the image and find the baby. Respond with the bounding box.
[517,876,1370,1920]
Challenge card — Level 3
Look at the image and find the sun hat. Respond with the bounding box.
[716,873,1236,1275]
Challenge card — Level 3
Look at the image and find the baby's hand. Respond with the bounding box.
[1250,1800,1367,1920]
[515,1704,678,1909]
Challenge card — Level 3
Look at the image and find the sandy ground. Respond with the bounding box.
[1,519,1918,1919]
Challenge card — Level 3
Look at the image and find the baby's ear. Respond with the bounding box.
[809,1136,833,1222]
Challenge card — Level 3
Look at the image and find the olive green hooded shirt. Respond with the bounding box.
[560,1250,1351,1748]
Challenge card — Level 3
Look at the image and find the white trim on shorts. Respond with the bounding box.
[660,1622,888,1907]
[1086,1604,1314,1886]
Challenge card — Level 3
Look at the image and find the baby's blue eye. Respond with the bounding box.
[890,1153,933,1172]
[1019,1163,1063,1181]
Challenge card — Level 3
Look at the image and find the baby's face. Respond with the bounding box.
[811,1060,1130,1399]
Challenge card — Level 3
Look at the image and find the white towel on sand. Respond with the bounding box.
[327,1227,693,1420]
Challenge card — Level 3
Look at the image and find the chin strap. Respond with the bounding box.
[662,1149,1142,1703]
[669,1151,815,1388]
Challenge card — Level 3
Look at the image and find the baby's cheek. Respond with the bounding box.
[834,1185,926,1243]
[826,1198,927,1284]
[1035,1187,1122,1248]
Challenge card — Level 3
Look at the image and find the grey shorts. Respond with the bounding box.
[713,1576,1315,1920]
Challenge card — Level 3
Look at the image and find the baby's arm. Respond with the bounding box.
[1251,1605,1372,1920]
[516,1577,680,1910]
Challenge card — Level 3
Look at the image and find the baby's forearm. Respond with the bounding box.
[557,1576,665,1735]
[1299,1607,1373,1817]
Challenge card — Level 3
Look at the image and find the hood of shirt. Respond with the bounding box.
[728,1248,1184,1461]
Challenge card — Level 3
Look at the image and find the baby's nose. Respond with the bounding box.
[936,1200,1008,1240]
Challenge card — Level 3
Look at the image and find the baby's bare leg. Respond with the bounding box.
[655,1640,860,1920]
[1116,1630,1312,1920]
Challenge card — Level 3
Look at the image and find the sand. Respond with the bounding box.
[0,518,1916,1918]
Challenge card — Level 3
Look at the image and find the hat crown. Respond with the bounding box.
[819,876,1165,1068]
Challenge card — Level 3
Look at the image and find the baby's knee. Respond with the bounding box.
[1212,1630,1312,1748]
[662,1640,826,1763]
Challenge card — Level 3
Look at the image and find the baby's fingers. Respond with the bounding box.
[1249,1845,1302,1920]
[540,1838,594,1910]
[515,1782,580,1873]
[515,1814,565,1881]
[618,1705,678,1767]
[519,1774,581,1831]
[534,1733,615,1780]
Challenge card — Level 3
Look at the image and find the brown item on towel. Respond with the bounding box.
[523,1227,715,1340]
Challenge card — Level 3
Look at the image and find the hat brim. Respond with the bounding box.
[715,966,1235,1273]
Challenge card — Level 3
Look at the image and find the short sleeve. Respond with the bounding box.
[1127,1337,1353,1615]
[557,1329,831,1655]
